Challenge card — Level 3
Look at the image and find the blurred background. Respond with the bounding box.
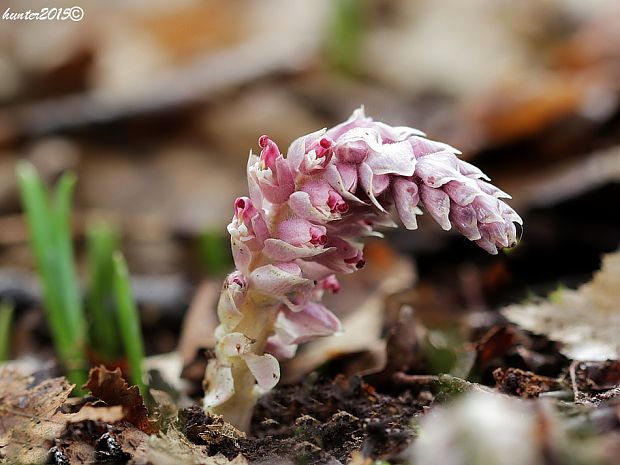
[1,0,619,367]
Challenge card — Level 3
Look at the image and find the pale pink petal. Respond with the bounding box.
[294,260,335,281]
[288,191,331,222]
[449,203,481,241]
[265,334,298,360]
[203,360,235,408]
[324,163,364,204]
[420,184,451,230]
[277,219,313,245]
[315,237,365,273]
[373,174,390,196]
[415,157,461,188]
[475,235,499,255]
[231,238,252,274]
[410,136,460,157]
[479,223,510,249]
[392,178,420,230]
[249,264,315,300]
[262,238,333,262]
[457,159,490,181]
[374,122,425,142]
[217,332,253,358]
[477,180,511,199]
[242,353,280,390]
[275,156,295,193]
[325,107,371,140]
[287,127,327,171]
[365,140,416,176]
[275,302,342,345]
[500,203,523,225]
[247,153,264,208]
[216,274,245,331]
[319,275,341,293]
[471,196,505,224]
[358,162,387,212]
[442,178,482,206]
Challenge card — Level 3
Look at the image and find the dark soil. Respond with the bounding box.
[180,374,430,465]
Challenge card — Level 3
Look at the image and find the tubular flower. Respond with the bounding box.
[204,107,522,431]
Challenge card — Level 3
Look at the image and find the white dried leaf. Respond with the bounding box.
[407,391,568,465]
[503,252,620,361]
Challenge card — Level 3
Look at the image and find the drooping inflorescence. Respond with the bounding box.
[204,108,522,430]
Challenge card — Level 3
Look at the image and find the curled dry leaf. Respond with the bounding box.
[0,369,74,464]
[68,404,124,424]
[85,365,158,434]
[147,427,248,465]
[503,252,620,361]
[493,367,564,398]
[572,361,620,392]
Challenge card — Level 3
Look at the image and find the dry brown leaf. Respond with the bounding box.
[54,440,97,465]
[347,451,373,465]
[178,280,220,367]
[0,369,74,464]
[85,366,157,433]
[68,404,124,424]
[146,427,247,465]
[493,367,563,398]
[503,252,620,361]
[116,427,150,465]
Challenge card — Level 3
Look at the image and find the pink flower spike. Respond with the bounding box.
[205,108,522,431]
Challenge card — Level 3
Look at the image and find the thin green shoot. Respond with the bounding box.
[16,162,87,390]
[112,252,146,395]
[0,301,14,361]
[197,230,232,276]
[325,0,365,75]
[86,220,122,360]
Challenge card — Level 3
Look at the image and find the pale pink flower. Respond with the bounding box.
[205,108,522,430]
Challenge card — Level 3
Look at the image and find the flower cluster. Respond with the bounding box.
[204,108,522,429]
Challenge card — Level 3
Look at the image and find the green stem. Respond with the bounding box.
[86,221,122,360]
[112,252,146,395]
[0,301,14,361]
[16,162,88,390]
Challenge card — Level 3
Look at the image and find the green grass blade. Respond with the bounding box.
[86,221,122,360]
[325,0,365,75]
[52,173,87,351]
[16,162,73,358]
[0,301,14,361]
[197,230,232,276]
[16,162,87,389]
[112,252,146,394]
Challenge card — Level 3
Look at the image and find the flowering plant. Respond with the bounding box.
[204,108,522,430]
